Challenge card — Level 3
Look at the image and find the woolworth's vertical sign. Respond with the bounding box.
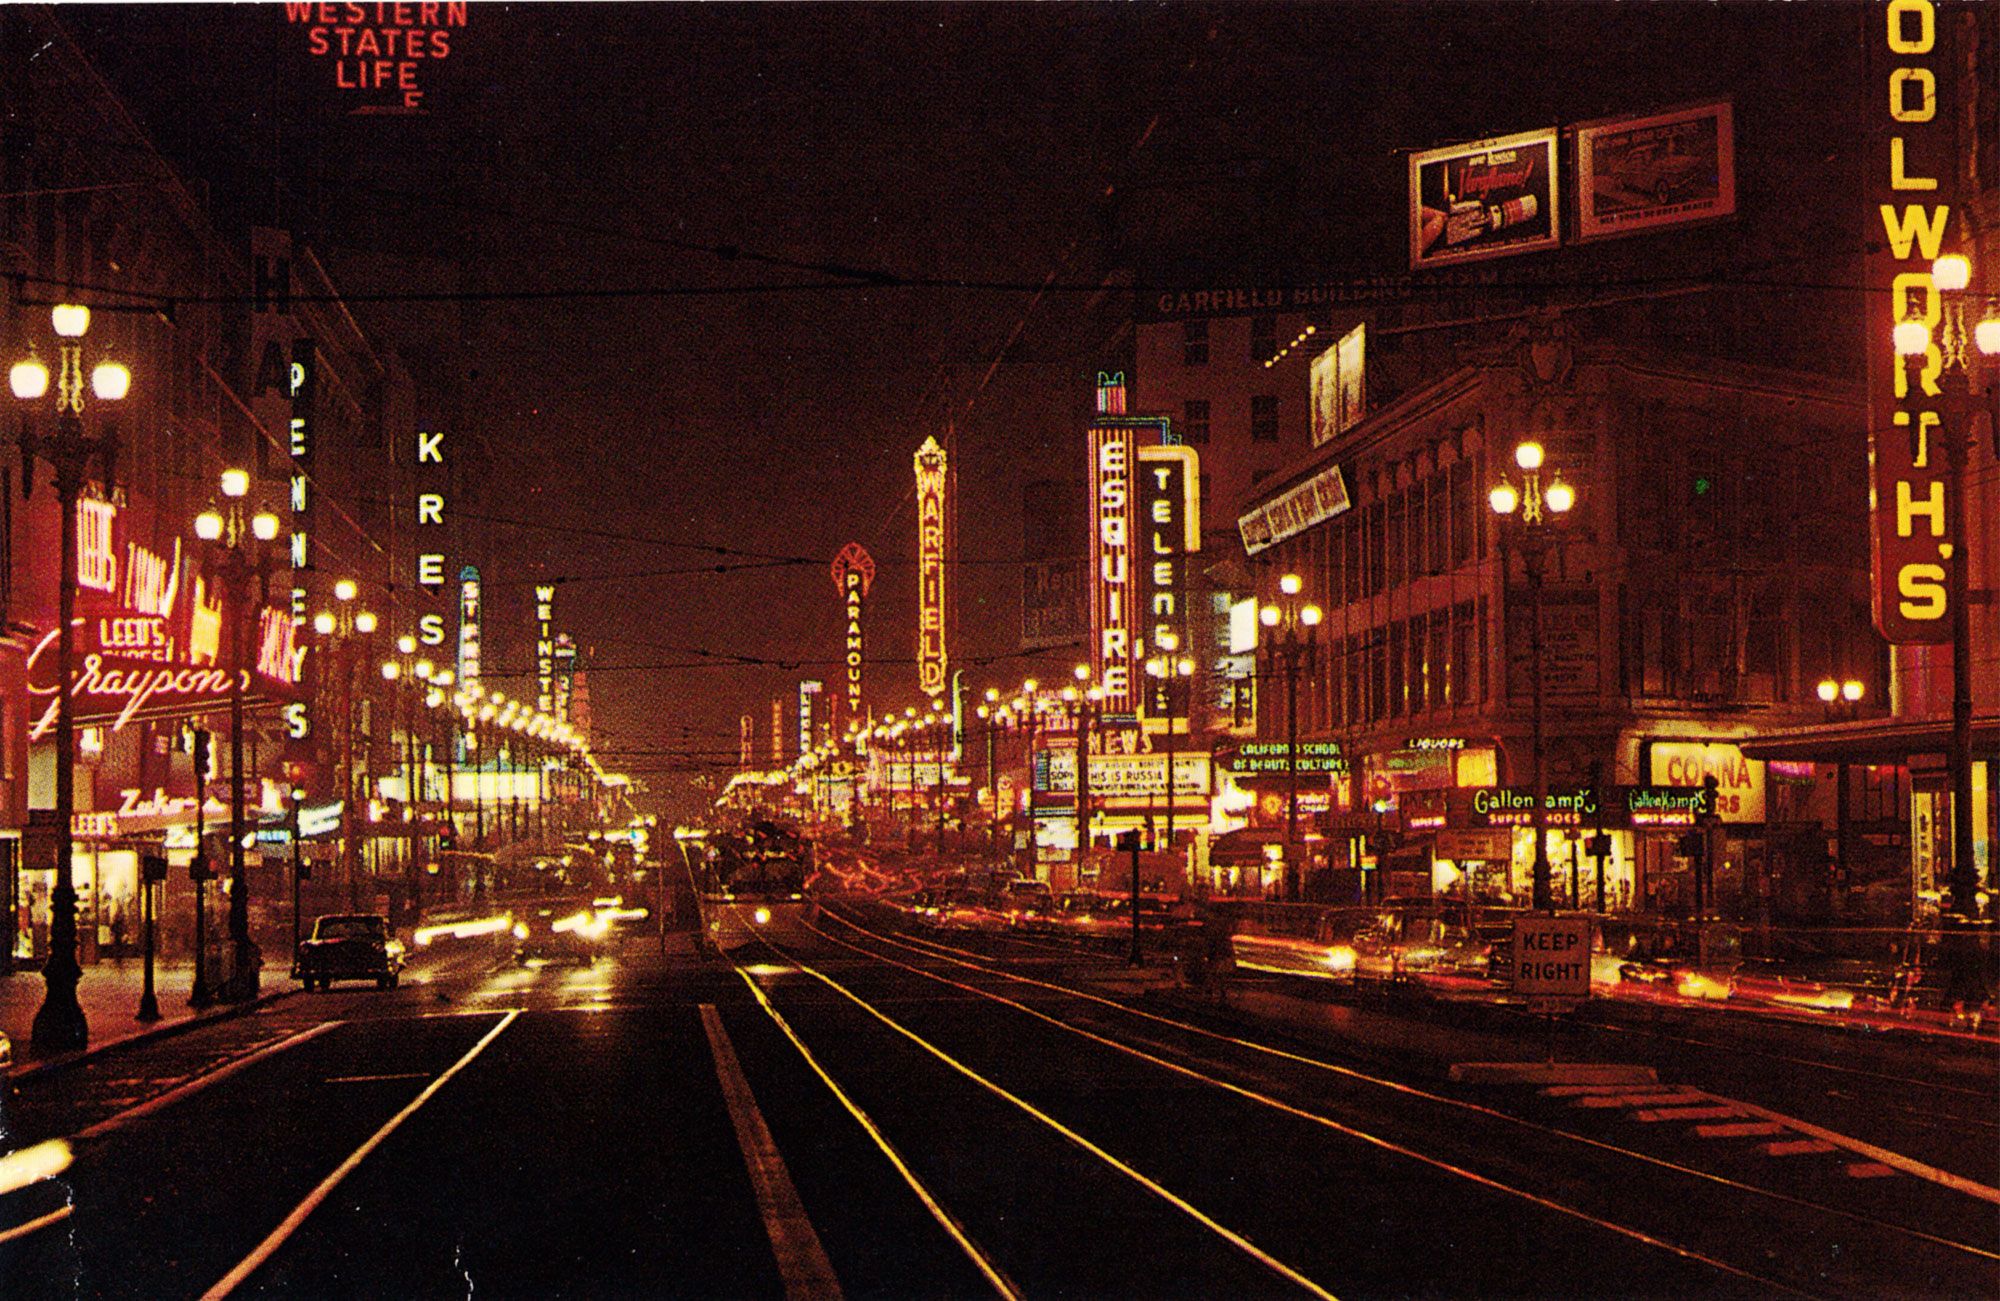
[1867,0,1958,644]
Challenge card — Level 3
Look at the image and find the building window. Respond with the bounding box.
[1426,613,1448,715]
[1425,476,1449,576]
[1183,399,1210,444]
[1250,394,1280,442]
[1385,492,1407,590]
[1250,315,1277,363]
[1183,319,1209,367]
[1387,621,1407,717]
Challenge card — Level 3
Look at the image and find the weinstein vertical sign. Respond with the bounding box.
[831,542,874,733]
[914,437,950,700]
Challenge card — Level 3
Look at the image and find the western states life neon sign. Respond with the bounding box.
[914,438,949,699]
[285,2,465,112]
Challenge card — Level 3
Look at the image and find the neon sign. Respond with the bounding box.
[285,2,466,113]
[1135,445,1200,720]
[458,565,481,682]
[1867,0,1956,642]
[914,437,949,699]
[1090,423,1135,711]
[535,584,556,712]
[830,543,874,729]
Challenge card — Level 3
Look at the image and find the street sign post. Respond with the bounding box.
[1512,914,1591,1013]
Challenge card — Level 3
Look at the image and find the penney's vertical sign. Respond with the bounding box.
[1867,0,1958,643]
[284,2,466,113]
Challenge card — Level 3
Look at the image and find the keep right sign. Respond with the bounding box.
[1511,916,1593,1000]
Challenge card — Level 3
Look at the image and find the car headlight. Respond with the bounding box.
[753,907,772,925]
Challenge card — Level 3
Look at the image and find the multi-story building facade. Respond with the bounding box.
[1238,322,1879,917]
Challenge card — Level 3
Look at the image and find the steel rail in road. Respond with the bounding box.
[805,905,2000,1288]
[729,937,1341,1300]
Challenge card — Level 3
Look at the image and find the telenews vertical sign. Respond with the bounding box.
[1135,445,1200,721]
[831,543,874,733]
[914,437,950,700]
[1867,0,1957,643]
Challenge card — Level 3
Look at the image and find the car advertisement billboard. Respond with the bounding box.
[1577,100,1734,240]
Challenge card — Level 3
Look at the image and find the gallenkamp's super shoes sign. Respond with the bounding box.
[26,498,302,738]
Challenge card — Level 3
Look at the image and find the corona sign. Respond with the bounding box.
[1866,0,1957,643]
[830,542,874,730]
[914,437,949,699]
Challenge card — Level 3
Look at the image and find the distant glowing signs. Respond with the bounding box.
[831,542,874,728]
[798,680,822,758]
[914,437,949,699]
[458,565,481,682]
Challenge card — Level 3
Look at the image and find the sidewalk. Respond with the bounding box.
[0,959,288,1073]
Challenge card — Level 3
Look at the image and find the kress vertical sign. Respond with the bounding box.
[1135,445,1200,720]
[1867,0,1958,643]
[414,428,449,647]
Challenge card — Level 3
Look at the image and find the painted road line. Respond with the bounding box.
[1718,1095,2000,1206]
[1693,1123,1787,1139]
[321,1072,431,1084]
[734,971,1019,1300]
[700,1004,843,1301]
[1572,1093,1701,1109]
[1846,1163,1899,1179]
[1763,1140,1838,1157]
[200,1010,519,1300]
[1632,1106,1746,1123]
[75,1021,344,1142]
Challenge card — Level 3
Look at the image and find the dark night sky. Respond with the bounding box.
[62,2,1862,812]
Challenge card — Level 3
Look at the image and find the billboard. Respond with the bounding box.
[1238,462,1350,556]
[1409,128,1559,269]
[1022,560,1086,651]
[1309,324,1367,447]
[1577,100,1735,241]
[1864,0,1958,644]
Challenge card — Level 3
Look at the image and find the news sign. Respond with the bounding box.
[1410,128,1559,269]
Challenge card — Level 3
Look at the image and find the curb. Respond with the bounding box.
[10,987,297,1084]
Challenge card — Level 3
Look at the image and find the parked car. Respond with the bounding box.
[294,914,406,990]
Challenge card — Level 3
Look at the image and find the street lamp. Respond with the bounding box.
[1490,439,1577,912]
[311,580,378,909]
[13,303,129,1051]
[1145,632,1197,864]
[1817,677,1867,900]
[1897,257,2000,921]
[1259,574,1321,902]
[193,471,283,1002]
[1062,666,1105,864]
[975,688,1002,850]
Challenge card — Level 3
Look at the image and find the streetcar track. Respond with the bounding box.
[736,937,1342,1299]
[814,904,2000,1272]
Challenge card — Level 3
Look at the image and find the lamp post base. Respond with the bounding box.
[31,953,89,1053]
[216,942,263,1003]
[136,990,162,1022]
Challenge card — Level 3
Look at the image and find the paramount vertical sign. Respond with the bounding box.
[831,542,874,731]
[1867,0,1958,644]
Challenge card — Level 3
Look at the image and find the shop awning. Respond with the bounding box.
[1738,714,2000,765]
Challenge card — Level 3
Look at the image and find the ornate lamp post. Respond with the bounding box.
[1816,677,1866,900]
[1258,574,1321,902]
[1062,666,1105,864]
[12,303,129,1051]
[975,688,1002,849]
[1490,440,1577,912]
[312,580,378,910]
[1145,632,1198,866]
[194,470,283,1001]
[1898,254,1999,922]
